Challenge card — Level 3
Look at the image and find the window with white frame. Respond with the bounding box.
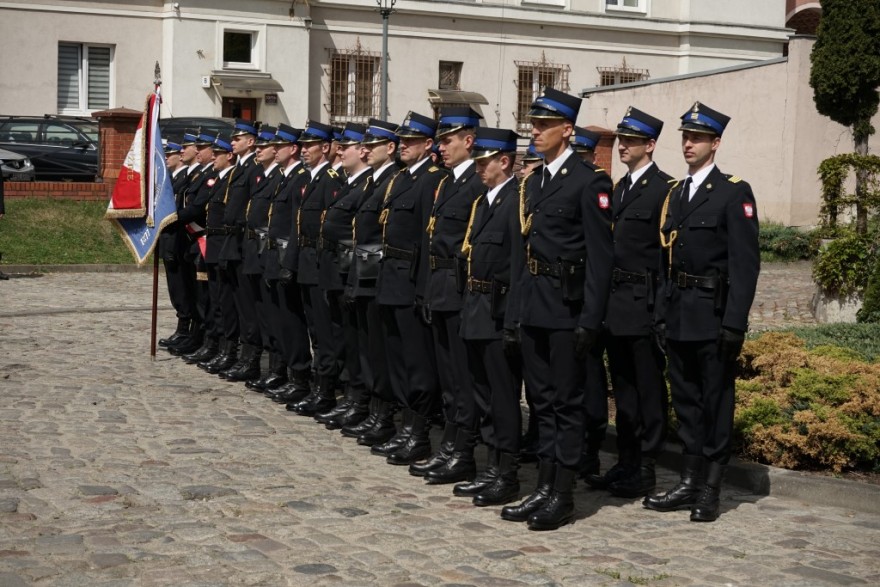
[223,30,257,68]
[514,55,570,132]
[606,0,646,12]
[57,43,113,114]
[326,45,381,124]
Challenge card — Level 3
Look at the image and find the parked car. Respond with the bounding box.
[0,115,99,181]
[0,147,36,181]
[158,117,234,142]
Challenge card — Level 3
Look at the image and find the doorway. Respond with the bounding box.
[222,97,258,120]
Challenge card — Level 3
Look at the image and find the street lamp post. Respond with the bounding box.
[377,0,397,119]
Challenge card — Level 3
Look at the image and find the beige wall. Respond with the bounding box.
[582,37,880,227]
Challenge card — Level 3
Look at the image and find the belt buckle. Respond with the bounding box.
[612,268,621,283]
[528,258,538,275]
[676,272,688,288]
[430,256,437,270]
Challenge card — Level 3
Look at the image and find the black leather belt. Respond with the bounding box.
[223,224,241,235]
[430,255,456,270]
[612,268,653,285]
[246,228,258,239]
[321,239,353,253]
[673,271,727,289]
[383,245,414,261]
[299,235,318,248]
[527,256,561,277]
[205,227,230,236]
[267,238,288,250]
[466,277,492,294]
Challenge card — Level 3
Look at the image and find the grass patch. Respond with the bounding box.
[0,198,136,264]
[774,323,880,362]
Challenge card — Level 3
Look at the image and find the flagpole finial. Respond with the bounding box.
[154,62,162,87]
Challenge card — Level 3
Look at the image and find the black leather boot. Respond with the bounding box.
[247,353,287,391]
[202,339,238,373]
[454,447,499,497]
[315,384,360,428]
[159,318,189,348]
[336,392,370,430]
[577,444,601,481]
[409,422,457,477]
[501,459,555,522]
[690,462,724,522]
[270,369,312,404]
[473,452,520,507]
[218,343,248,378]
[342,397,380,438]
[223,345,262,382]
[585,461,638,490]
[359,401,398,447]
[609,459,656,498]
[643,454,704,512]
[293,376,336,417]
[371,408,411,455]
[527,466,577,531]
[168,322,203,356]
[387,412,431,465]
[424,428,476,484]
[183,336,218,364]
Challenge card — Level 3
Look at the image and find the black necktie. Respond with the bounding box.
[542,167,552,192]
[621,173,632,203]
[678,177,692,215]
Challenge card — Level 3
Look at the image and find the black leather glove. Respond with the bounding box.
[502,326,521,359]
[653,322,667,354]
[418,302,432,326]
[718,327,745,363]
[574,326,599,361]
[343,291,357,311]
[278,268,293,287]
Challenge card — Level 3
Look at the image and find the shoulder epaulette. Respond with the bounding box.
[594,167,606,174]
[428,166,440,173]
[727,175,742,183]
[327,167,339,178]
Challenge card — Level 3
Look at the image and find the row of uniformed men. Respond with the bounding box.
[158,86,759,531]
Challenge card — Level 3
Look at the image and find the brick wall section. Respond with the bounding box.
[4,181,108,200]
[589,126,616,176]
[4,107,140,202]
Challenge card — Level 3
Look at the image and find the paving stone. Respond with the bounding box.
[0,572,30,587]
[783,565,868,585]
[78,485,119,496]
[293,563,339,574]
[90,553,130,569]
[0,498,19,513]
[179,485,238,500]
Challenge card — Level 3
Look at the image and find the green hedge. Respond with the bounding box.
[759,221,818,262]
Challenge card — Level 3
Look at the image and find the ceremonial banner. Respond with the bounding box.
[105,90,177,266]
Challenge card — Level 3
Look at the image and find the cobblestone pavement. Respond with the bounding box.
[750,261,816,330]
[1,267,878,586]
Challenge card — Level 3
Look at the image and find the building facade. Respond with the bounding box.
[1,0,789,132]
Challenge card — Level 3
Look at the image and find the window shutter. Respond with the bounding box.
[87,46,111,110]
[58,43,81,111]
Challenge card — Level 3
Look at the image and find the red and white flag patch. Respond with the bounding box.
[256,175,262,184]
[598,193,610,209]
[207,178,216,187]
[743,202,754,218]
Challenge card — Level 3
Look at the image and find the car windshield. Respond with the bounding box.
[79,122,99,143]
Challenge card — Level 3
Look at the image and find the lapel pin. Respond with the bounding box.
[706,183,713,190]
[561,168,568,176]
[641,179,647,185]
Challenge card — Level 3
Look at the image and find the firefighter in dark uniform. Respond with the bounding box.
[342,119,401,447]
[158,139,198,352]
[287,120,345,416]
[315,123,375,430]
[412,107,486,484]
[242,126,286,391]
[453,127,523,506]
[644,102,759,522]
[200,132,240,374]
[502,88,614,531]
[589,107,673,498]
[571,124,612,480]
[373,112,448,466]
[179,130,219,365]
[218,119,263,381]
[263,124,315,405]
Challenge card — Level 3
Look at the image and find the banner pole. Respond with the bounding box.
[151,251,159,359]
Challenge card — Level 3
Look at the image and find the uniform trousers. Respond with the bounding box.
[302,284,342,380]
[466,339,522,454]
[276,280,312,374]
[328,290,364,394]
[379,304,439,417]
[432,311,473,426]
[248,274,274,353]
[355,297,393,402]
[607,334,668,461]
[584,335,610,453]
[228,261,261,347]
[162,235,197,324]
[667,339,736,465]
[520,326,585,468]
[209,264,239,342]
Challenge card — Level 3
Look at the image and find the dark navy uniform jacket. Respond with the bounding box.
[459,177,520,341]
[318,168,373,292]
[347,163,399,298]
[242,163,283,275]
[204,168,233,265]
[417,161,485,313]
[297,163,343,286]
[605,162,674,337]
[658,165,760,341]
[268,162,310,280]
[508,152,614,331]
[218,153,259,262]
[376,159,449,306]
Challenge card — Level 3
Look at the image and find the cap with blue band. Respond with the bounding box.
[678,101,729,136]
[571,126,600,152]
[337,122,367,145]
[436,106,483,138]
[213,133,233,152]
[396,111,438,139]
[299,120,334,142]
[273,123,301,144]
[231,119,258,137]
[362,118,400,144]
[471,127,519,160]
[528,87,581,122]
